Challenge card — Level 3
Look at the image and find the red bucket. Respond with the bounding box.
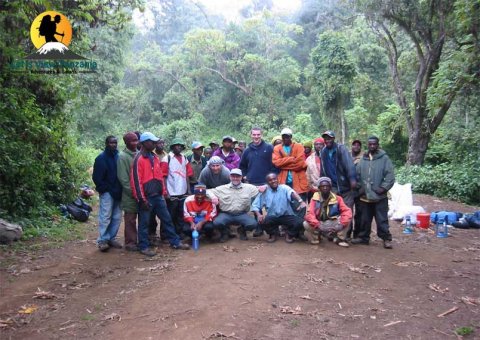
[416,213,430,229]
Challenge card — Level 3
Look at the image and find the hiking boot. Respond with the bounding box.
[140,248,156,257]
[124,245,139,252]
[285,234,294,243]
[237,227,248,241]
[253,229,264,237]
[351,238,369,245]
[296,234,308,242]
[108,240,123,249]
[172,242,190,250]
[266,234,277,243]
[98,242,110,252]
[383,240,393,249]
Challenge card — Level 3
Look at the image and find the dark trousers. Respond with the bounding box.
[336,190,354,238]
[123,212,138,247]
[137,196,181,250]
[182,221,215,237]
[356,198,392,241]
[166,196,186,236]
[262,215,303,237]
[213,212,257,235]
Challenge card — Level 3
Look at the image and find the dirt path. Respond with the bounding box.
[1,194,479,339]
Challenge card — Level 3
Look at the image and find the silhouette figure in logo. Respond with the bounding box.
[38,14,65,43]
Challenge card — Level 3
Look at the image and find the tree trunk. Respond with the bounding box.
[406,127,430,165]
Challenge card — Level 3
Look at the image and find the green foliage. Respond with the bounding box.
[454,326,474,337]
[396,159,480,204]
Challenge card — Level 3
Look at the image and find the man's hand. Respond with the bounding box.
[257,215,265,224]
[190,222,196,230]
[350,179,357,191]
[140,200,150,211]
[211,196,219,205]
[257,185,267,193]
[195,220,206,231]
[374,187,386,195]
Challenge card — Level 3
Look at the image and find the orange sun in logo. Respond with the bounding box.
[30,11,72,49]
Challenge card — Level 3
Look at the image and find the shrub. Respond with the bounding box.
[396,158,480,205]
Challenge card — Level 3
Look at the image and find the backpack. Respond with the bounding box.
[430,211,462,224]
[66,198,92,222]
[38,16,50,37]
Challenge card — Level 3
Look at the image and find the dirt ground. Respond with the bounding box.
[1,194,479,340]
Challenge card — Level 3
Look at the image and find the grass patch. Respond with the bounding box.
[455,326,474,336]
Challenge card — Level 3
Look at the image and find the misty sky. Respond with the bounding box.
[133,0,302,31]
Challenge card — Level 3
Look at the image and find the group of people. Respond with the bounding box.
[92,126,395,257]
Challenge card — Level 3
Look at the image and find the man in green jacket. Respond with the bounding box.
[117,132,139,251]
[351,136,395,249]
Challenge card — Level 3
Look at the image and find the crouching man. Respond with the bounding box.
[207,169,259,241]
[252,173,307,243]
[183,185,218,241]
[303,177,352,247]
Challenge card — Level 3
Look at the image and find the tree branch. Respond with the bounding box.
[204,67,252,95]
[158,68,193,96]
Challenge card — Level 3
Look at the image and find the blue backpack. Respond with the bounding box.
[430,211,462,224]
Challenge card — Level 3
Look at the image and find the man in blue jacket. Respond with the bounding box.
[240,127,275,186]
[92,136,123,252]
[320,130,357,239]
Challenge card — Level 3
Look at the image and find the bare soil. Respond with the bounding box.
[1,194,479,340]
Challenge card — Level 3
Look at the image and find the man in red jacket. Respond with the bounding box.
[130,132,190,256]
[183,185,218,241]
[303,177,352,247]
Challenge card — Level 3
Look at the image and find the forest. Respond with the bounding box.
[0,0,479,232]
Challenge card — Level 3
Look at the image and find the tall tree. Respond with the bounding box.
[358,0,480,164]
[309,31,356,143]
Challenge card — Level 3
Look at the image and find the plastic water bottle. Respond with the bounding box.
[192,228,199,251]
[436,215,448,238]
[403,215,413,234]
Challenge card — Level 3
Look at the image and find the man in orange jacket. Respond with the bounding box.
[272,128,309,201]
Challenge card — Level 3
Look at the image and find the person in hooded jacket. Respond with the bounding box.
[351,136,395,249]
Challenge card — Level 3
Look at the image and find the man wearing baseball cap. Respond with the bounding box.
[182,184,218,242]
[320,130,357,239]
[212,135,241,170]
[208,168,260,241]
[187,141,207,193]
[130,132,190,256]
[272,128,309,200]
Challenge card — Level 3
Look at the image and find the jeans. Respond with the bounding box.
[97,192,122,244]
[356,198,392,241]
[213,212,257,234]
[138,195,181,250]
[261,215,303,237]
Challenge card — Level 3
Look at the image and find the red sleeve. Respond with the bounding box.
[304,198,320,228]
[338,196,353,226]
[161,158,168,178]
[183,198,194,223]
[130,154,146,202]
[272,144,306,170]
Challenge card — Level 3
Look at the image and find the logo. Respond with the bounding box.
[10,11,97,73]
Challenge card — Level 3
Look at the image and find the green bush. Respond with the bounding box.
[396,158,480,205]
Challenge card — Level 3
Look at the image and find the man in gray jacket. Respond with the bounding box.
[351,136,395,249]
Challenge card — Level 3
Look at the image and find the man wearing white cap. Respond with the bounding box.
[208,168,259,241]
[272,128,309,200]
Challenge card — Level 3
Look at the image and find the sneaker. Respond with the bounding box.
[140,248,156,257]
[383,240,393,249]
[237,227,248,241]
[336,241,350,247]
[98,242,110,252]
[108,240,123,249]
[172,243,190,250]
[266,234,277,243]
[285,234,294,243]
[125,245,139,252]
[351,238,369,245]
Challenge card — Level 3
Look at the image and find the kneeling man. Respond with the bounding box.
[252,173,307,243]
